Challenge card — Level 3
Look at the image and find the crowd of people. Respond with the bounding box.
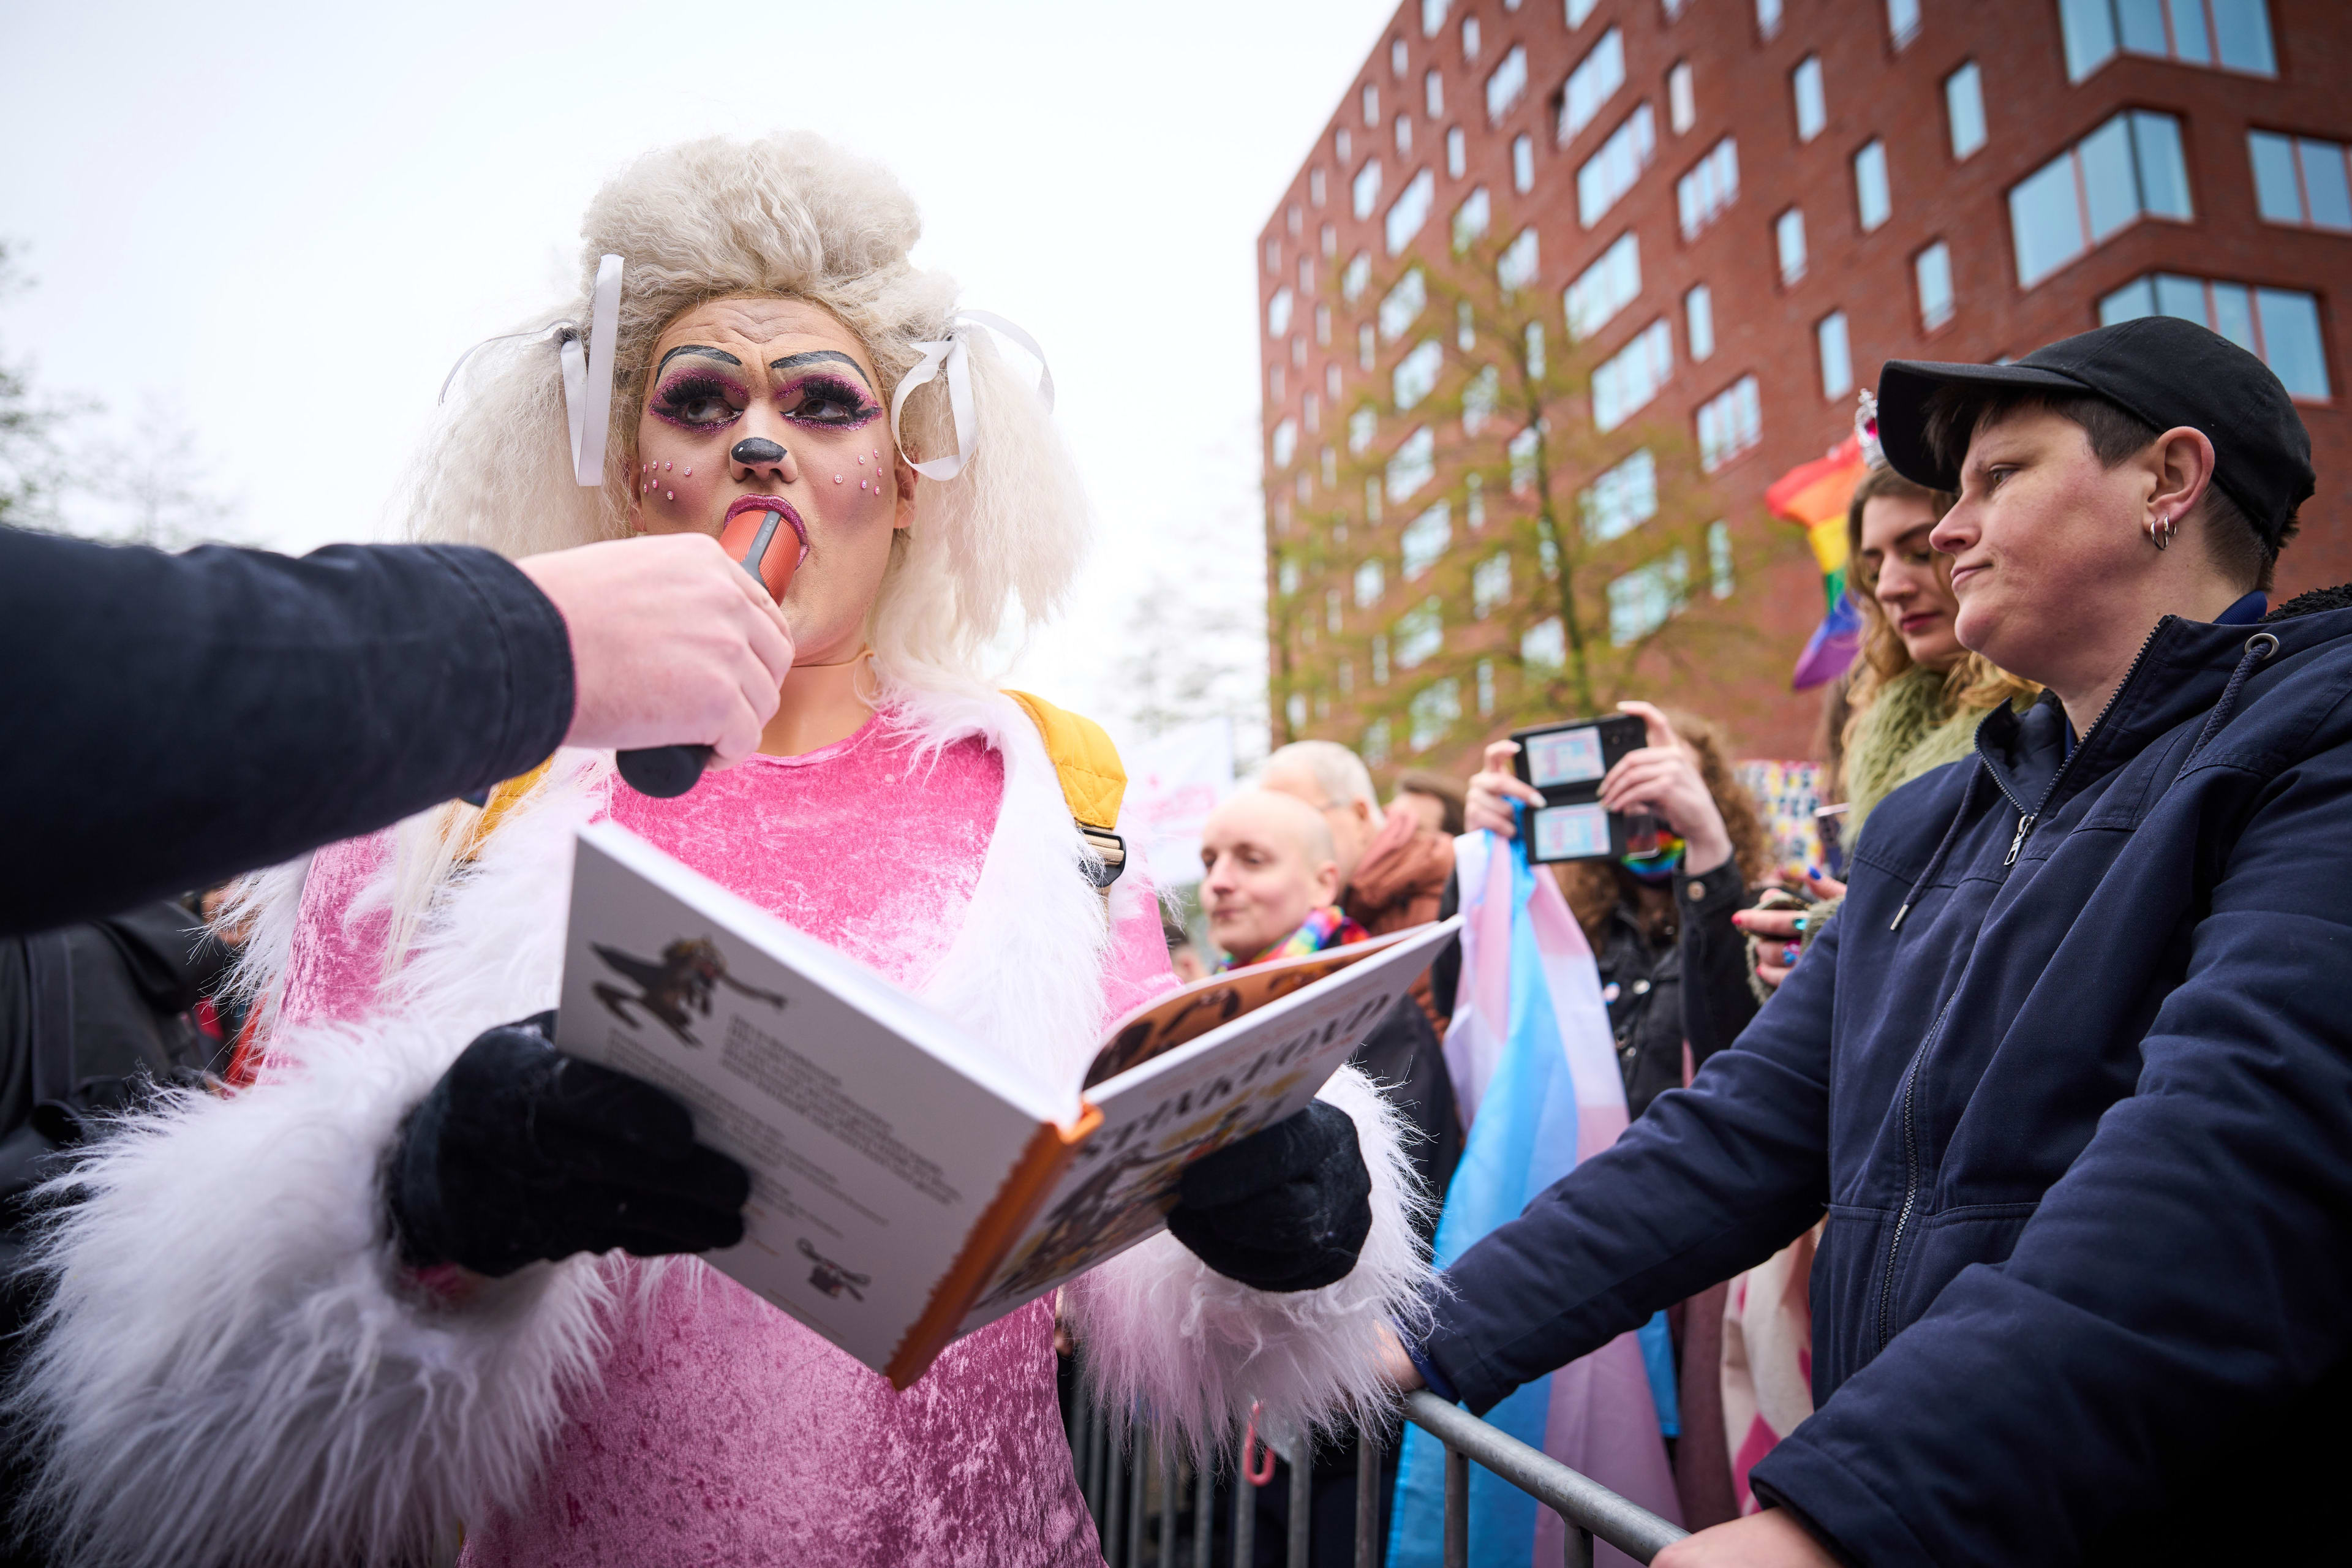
[1,127,2343,1568]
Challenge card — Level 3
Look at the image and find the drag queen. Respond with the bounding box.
[12,135,1426,1567]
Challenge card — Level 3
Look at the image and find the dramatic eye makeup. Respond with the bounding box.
[780,372,881,429]
[650,347,749,429]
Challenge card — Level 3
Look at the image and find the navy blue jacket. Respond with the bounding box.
[1,528,573,934]
[1421,594,2352,1563]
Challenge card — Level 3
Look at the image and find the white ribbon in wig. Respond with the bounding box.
[888,311,1054,480]
[559,254,625,488]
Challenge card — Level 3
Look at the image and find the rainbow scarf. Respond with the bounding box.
[1219,905,1368,970]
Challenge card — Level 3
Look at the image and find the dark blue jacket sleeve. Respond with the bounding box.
[1752,733,2352,1565]
[1,528,573,933]
[1421,906,1839,1414]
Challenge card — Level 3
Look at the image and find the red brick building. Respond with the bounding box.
[1258,0,2350,766]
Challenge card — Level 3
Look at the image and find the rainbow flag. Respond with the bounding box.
[1763,433,1869,690]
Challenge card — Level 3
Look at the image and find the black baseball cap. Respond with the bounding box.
[1875,315,2315,548]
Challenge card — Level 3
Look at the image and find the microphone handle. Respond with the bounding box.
[616,744,711,798]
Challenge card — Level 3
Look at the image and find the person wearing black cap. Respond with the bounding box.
[1381,317,2348,1566]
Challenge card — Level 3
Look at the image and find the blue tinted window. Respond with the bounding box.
[2299,140,2352,230]
[2256,289,2330,399]
[2248,132,2304,222]
[2131,113,2193,219]
[2211,0,2275,74]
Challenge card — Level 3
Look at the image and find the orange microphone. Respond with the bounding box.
[616,504,805,797]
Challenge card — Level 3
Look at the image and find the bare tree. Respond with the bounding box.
[0,243,85,532]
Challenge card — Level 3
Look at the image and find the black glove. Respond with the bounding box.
[1167,1100,1373,1292]
[385,1013,751,1278]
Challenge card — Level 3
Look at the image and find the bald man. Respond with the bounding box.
[1198,790,1348,965]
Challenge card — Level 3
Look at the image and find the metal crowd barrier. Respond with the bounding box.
[1063,1361,1688,1567]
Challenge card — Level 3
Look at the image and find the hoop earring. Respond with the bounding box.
[2148,510,2173,551]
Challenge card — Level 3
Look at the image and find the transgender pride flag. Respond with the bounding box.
[1388,827,1684,1568]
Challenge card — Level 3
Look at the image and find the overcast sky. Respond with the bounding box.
[0,0,1393,733]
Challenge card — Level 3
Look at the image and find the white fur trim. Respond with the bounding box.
[1064,1063,1436,1458]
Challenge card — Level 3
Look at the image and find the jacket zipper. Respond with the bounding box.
[1875,622,2171,1352]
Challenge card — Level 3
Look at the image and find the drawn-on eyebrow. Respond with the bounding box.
[655,345,744,377]
[770,350,873,391]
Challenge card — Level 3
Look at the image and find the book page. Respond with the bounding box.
[554,823,1065,1378]
[954,918,1460,1334]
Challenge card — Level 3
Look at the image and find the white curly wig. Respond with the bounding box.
[413,132,1088,693]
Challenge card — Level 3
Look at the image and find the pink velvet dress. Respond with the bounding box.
[279,715,1174,1567]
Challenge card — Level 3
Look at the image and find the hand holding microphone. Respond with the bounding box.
[514,531,794,790]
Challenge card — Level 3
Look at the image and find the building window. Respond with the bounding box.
[1854,140,1892,232]
[1776,207,1808,284]
[1593,318,1674,431]
[2100,274,2331,399]
[1387,168,1437,255]
[1278,557,1300,596]
[1498,226,1540,292]
[1686,283,1716,360]
[1463,363,1500,433]
[1326,587,1344,633]
[1272,418,1298,469]
[1338,658,1355,696]
[1316,303,1333,346]
[1567,0,1600,28]
[1408,676,1461,750]
[1915,242,1955,331]
[1265,237,1281,275]
[2249,132,2352,231]
[1392,37,1410,75]
[1394,338,1445,411]
[1581,447,1658,541]
[1474,552,1512,617]
[1396,115,1415,156]
[1697,375,1762,469]
[1676,136,1740,238]
[1298,254,1314,293]
[1344,251,1372,304]
[1513,134,1536,193]
[1267,287,1295,338]
[1359,323,1378,371]
[1322,223,1337,258]
[1662,0,1690,17]
[1354,159,1384,220]
[1270,364,1287,404]
[1349,404,1378,454]
[1477,657,1496,716]
[2059,0,2275,81]
[1304,392,1321,434]
[1567,232,1642,341]
[1365,715,1390,763]
[1286,692,1308,731]
[1488,44,1529,121]
[1668,60,1695,135]
[1364,83,1381,126]
[1423,0,1450,36]
[1817,311,1853,399]
[1458,300,1477,352]
[1707,520,1735,598]
[1355,557,1387,607]
[1756,0,1783,39]
[1466,471,1487,528]
[1337,127,1353,163]
[1609,551,1689,645]
[1322,445,1339,486]
[1396,598,1444,670]
[1380,268,1429,342]
[1310,168,1327,206]
[2008,110,2192,288]
[1426,69,1444,116]
[1389,426,1437,500]
[1945,62,1986,160]
[1462,15,1482,61]
[1578,104,1658,228]
[1791,56,1826,143]
[1509,426,1541,492]
[1403,501,1453,578]
[1447,126,1468,178]
[1525,322,1547,377]
[1561,28,1626,145]
[1523,617,1566,669]
[1327,363,1343,401]
[1366,476,1384,524]
[1887,0,1921,47]
[1453,186,1493,251]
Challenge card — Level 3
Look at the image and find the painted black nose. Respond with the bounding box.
[731,437,786,466]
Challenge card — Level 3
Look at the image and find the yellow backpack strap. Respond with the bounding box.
[1003,690,1128,888]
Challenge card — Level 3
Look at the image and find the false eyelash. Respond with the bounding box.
[785,374,881,427]
[651,372,747,426]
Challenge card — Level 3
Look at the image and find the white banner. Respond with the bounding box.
[1119,717,1235,889]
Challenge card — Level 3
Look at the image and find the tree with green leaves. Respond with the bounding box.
[1266,208,1769,775]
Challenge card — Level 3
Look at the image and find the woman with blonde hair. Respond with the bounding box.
[11,135,1427,1568]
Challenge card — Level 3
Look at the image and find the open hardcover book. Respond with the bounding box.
[555,822,1461,1390]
